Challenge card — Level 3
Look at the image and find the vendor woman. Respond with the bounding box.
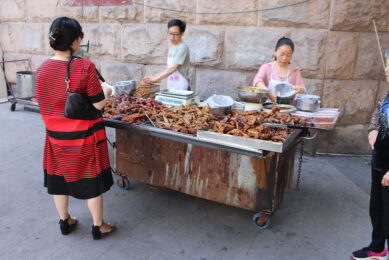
[253,37,305,102]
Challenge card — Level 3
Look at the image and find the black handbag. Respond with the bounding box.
[64,56,105,120]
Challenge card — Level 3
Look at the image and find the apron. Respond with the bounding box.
[268,62,289,94]
[166,56,189,90]
[267,63,290,103]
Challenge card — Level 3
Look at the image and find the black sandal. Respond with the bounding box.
[91,222,115,240]
[58,215,77,235]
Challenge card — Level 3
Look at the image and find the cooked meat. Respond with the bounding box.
[103,95,166,124]
[210,110,302,143]
[153,104,216,134]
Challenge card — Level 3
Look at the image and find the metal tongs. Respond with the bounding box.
[261,122,288,129]
[261,122,305,129]
[142,108,156,127]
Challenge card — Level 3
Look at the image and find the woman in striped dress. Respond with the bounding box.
[36,17,114,239]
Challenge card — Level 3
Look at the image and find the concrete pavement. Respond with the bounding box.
[0,102,373,260]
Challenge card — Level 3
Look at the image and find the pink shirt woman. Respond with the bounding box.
[252,61,305,89]
[252,37,305,102]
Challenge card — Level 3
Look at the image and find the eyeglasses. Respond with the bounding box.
[167,32,181,37]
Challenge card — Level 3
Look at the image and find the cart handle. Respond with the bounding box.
[299,129,318,141]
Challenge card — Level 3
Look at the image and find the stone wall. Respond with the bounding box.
[1,0,389,154]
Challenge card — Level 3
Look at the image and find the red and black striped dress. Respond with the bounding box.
[36,58,113,199]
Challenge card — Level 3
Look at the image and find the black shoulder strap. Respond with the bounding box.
[95,69,105,82]
[66,56,105,91]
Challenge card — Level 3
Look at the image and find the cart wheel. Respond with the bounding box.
[10,103,16,111]
[117,177,129,190]
[252,213,270,229]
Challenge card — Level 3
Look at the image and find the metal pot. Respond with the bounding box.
[295,94,320,112]
[236,86,269,103]
[16,71,36,98]
[274,83,295,104]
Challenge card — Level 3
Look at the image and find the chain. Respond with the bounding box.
[296,139,304,190]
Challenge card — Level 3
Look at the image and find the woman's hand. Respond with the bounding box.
[382,171,389,186]
[142,76,153,85]
[368,130,378,150]
[255,81,267,89]
[293,85,305,95]
[101,82,113,97]
[269,92,277,102]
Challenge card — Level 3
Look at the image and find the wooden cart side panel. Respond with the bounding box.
[115,130,261,211]
[251,154,276,211]
[273,144,298,210]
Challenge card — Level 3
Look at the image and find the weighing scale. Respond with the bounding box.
[155,89,200,106]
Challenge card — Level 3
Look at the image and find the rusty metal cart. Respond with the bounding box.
[105,120,306,229]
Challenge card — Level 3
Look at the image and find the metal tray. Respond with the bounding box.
[197,129,301,153]
[105,120,265,157]
[156,92,196,100]
[103,118,150,129]
[160,89,194,97]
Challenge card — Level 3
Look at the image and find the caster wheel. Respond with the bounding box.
[10,103,16,111]
[252,213,270,229]
[117,177,129,190]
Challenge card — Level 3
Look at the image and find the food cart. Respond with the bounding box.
[103,87,338,229]
[104,118,312,229]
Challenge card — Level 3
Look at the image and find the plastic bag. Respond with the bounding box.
[113,80,136,96]
[206,95,234,108]
[101,82,115,96]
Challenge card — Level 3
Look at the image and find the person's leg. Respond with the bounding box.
[352,153,387,259]
[369,167,386,252]
[53,195,69,220]
[53,195,77,224]
[382,185,389,249]
[87,194,113,233]
[87,194,103,225]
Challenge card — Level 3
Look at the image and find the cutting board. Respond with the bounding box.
[0,47,8,98]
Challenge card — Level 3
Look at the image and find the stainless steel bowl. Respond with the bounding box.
[236,86,269,103]
[210,106,232,116]
[206,95,234,116]
[295,94,320,112]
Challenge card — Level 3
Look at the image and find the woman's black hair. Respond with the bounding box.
[49,17,83,54]
[167,19,186,33]
[275,37,294,52]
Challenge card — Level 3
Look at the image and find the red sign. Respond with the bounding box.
[70,0,132,7]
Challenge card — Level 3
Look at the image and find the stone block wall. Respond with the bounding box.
[1,0,389,154]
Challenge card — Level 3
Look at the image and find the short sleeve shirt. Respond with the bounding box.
[168,42,190,81]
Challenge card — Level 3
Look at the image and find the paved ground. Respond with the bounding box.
[0,102,374,260]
